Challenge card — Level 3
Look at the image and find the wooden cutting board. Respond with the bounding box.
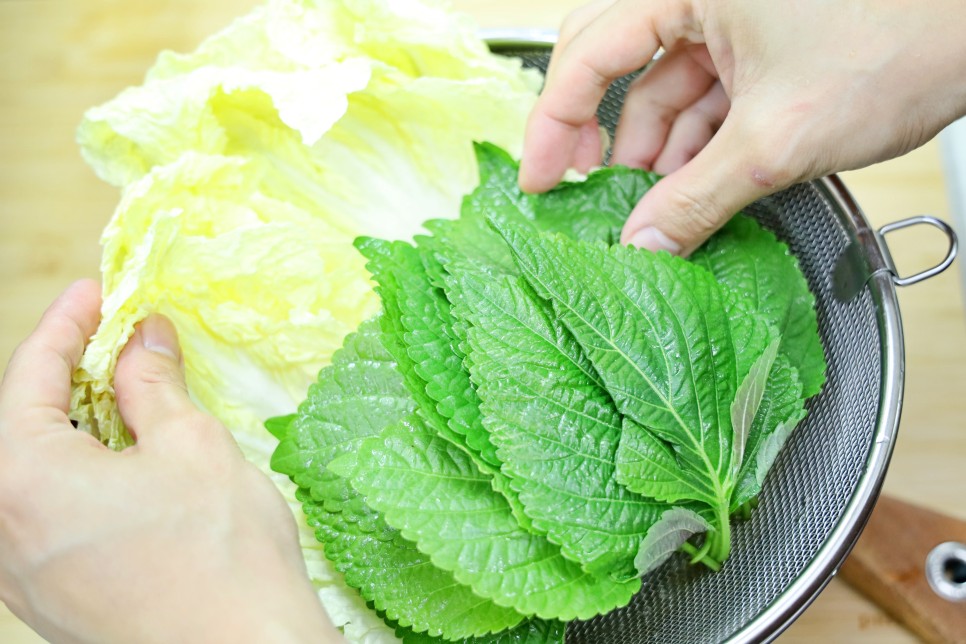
[840,495,966,644]
[2,1,965,642]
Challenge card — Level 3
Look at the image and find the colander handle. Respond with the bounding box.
[833,215,959,300]
[878,215,959,287]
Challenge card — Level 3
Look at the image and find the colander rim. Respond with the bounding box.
[732,175,903,643]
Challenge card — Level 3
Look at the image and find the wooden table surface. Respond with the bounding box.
[2,1,964,642]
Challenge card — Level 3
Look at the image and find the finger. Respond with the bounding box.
[113,313,195,444]
[621,109,792,256]
[611,45,718,169]
[0,279,102,420]
[544,0,617,83]
[520,0,699,192]
[652,81,730,174]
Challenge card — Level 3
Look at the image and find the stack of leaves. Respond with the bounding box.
[269,143,826,642]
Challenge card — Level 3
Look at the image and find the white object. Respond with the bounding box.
[939,117,966,303]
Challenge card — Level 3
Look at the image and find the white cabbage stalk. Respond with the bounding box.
[70,0,540,639]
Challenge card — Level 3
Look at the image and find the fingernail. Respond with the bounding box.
[139,314,181,361]
[626,227,682,254]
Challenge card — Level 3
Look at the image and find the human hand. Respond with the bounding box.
[520,0,966,255]
[0,280,342,644]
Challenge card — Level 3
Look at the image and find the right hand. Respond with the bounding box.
[519,0,966,255]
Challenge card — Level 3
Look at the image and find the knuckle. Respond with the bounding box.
[190,414,231,441]
[745,159,793,193]
[163,411,212,442]
[10,337,72,377]
[5,340,30,369]
[733,108,809,190]
[627,77,679,128]
[558,1,601,44]
[577,56,611,91]
[692,101,726,133]
[664,184,725,237]
[558,13,582,43]
[137,362,185,389]
[743,137,798,190]
[162,413,237,460]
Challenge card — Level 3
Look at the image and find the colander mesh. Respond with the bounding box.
[498,47,883,642]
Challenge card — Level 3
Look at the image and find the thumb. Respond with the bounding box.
[620,115,787,256]
[114,313,196,442]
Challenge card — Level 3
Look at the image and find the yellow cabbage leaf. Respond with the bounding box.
[69,0,540,639]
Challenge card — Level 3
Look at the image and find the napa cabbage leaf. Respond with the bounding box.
[70,1,542,641]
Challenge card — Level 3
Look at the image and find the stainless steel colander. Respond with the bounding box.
[486,34,959,643]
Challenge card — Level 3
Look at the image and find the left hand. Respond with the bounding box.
[0,280,342,644]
